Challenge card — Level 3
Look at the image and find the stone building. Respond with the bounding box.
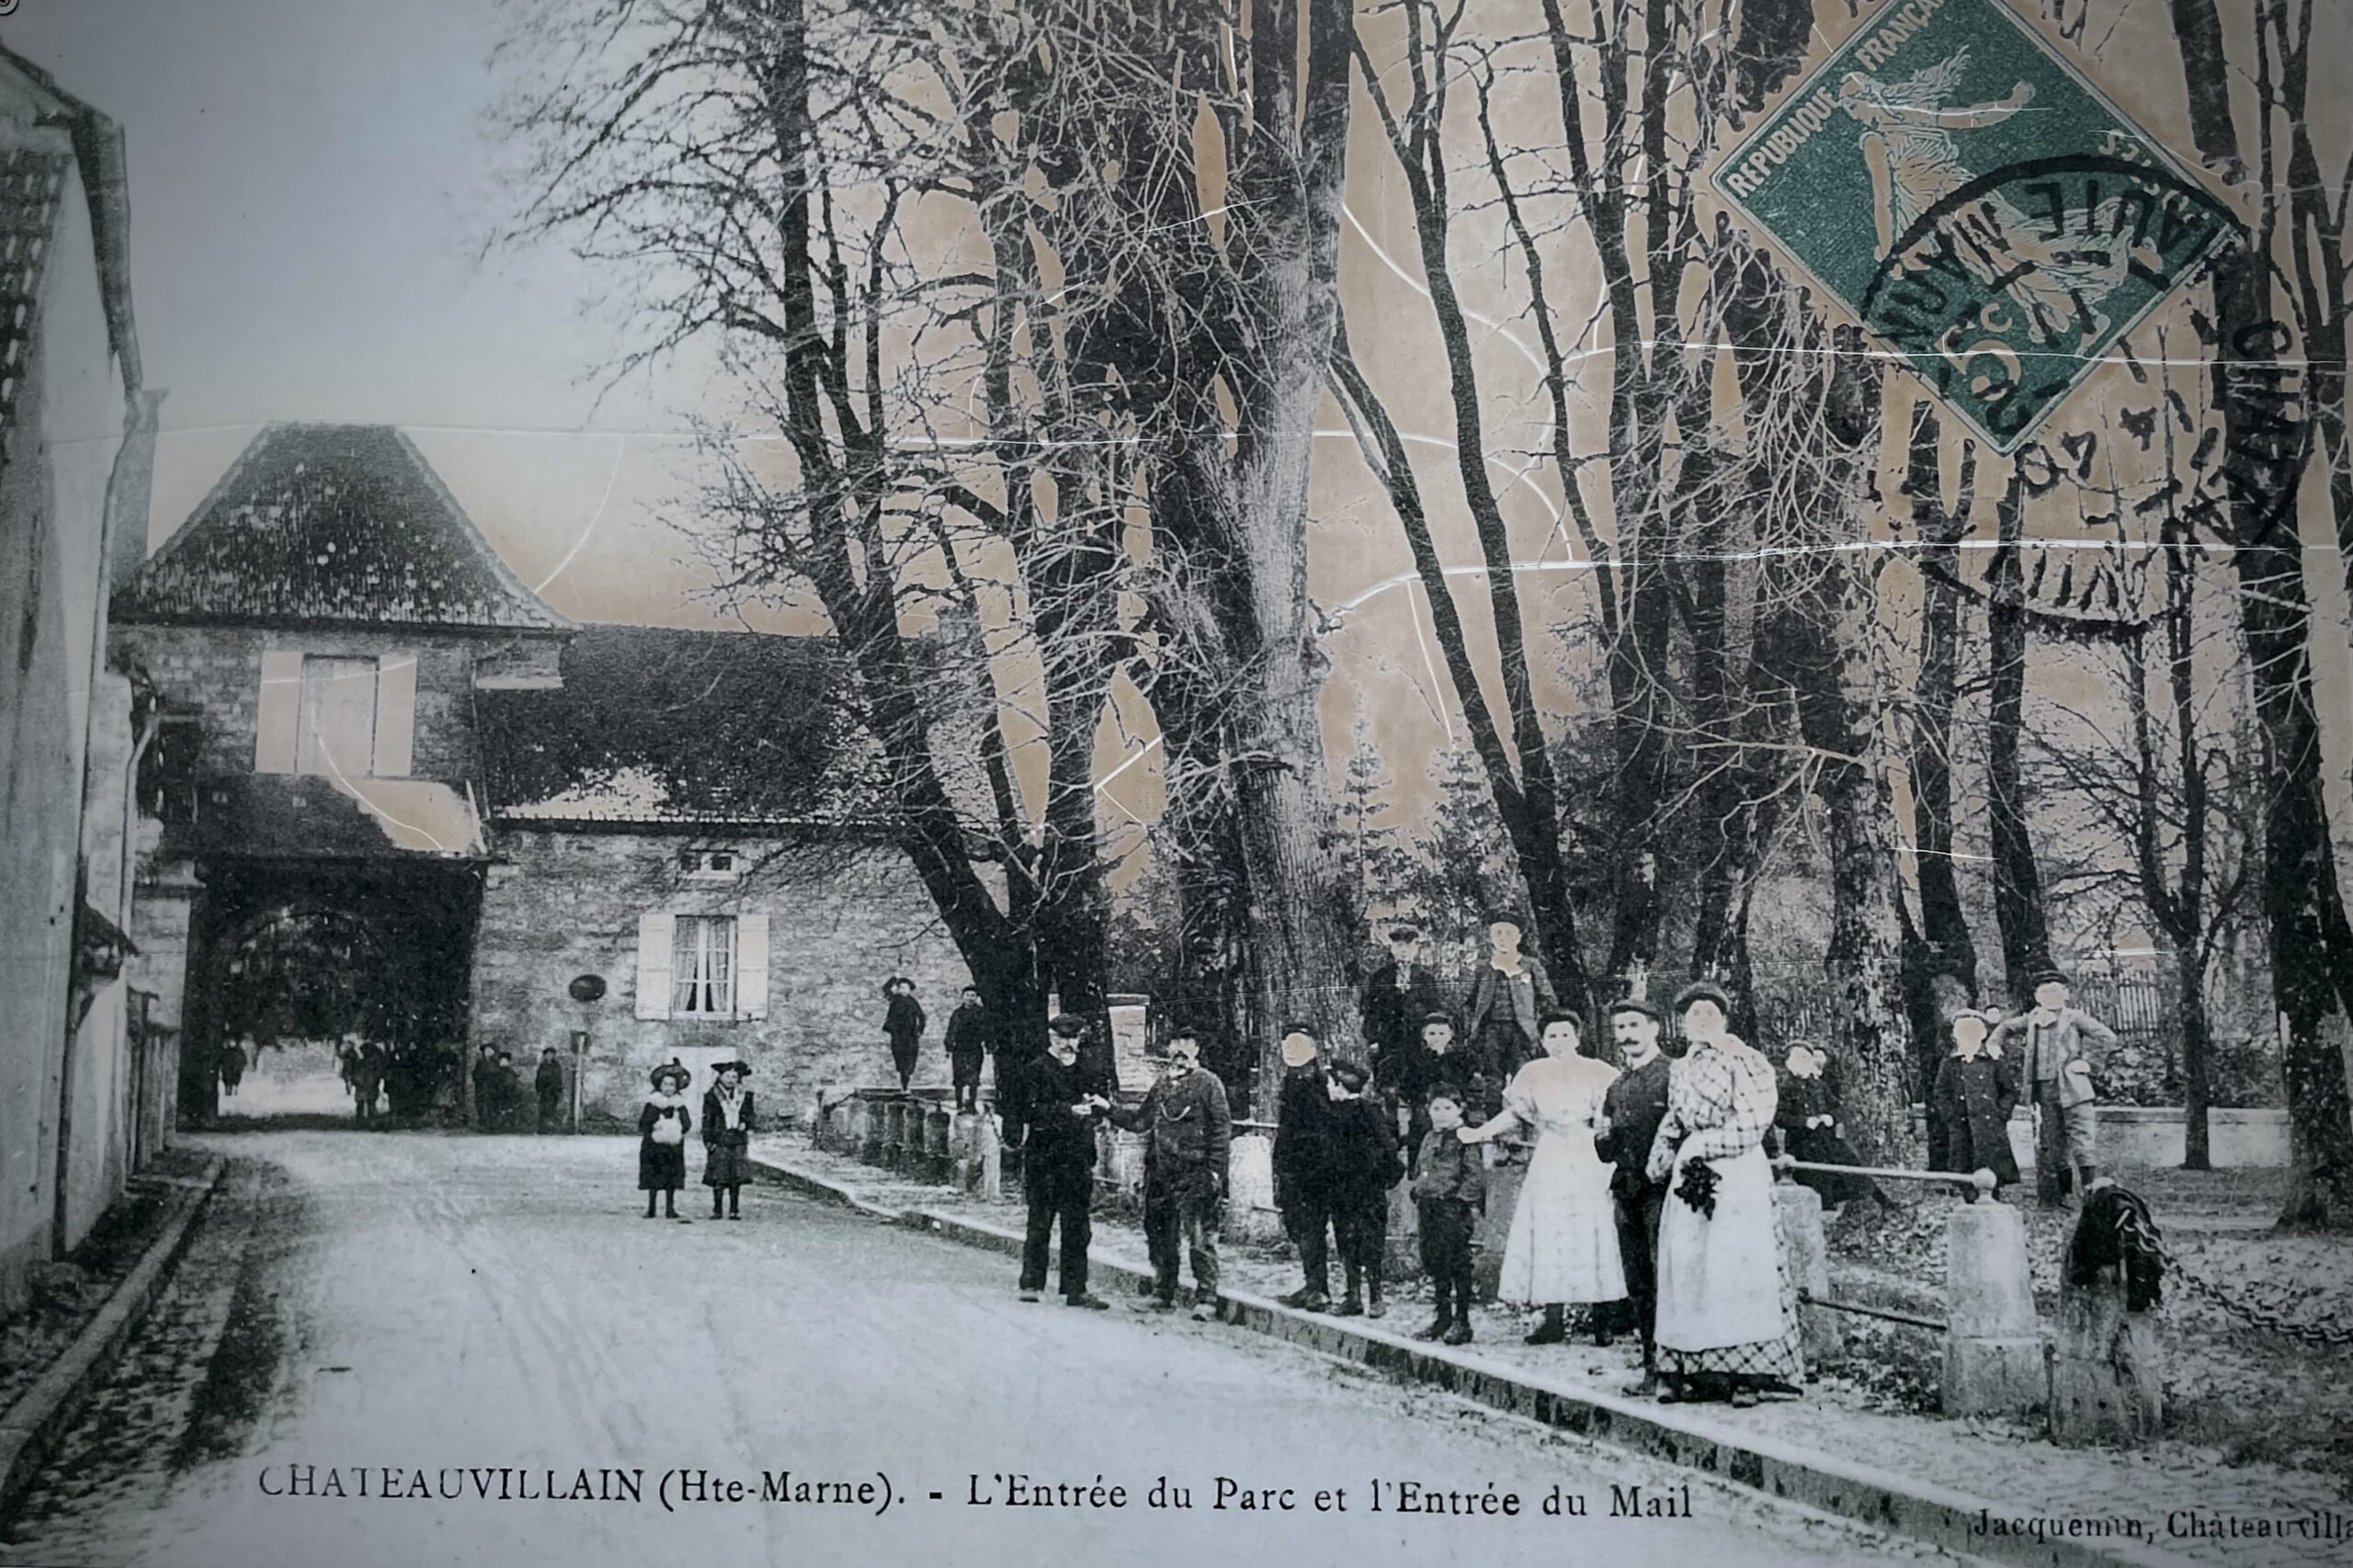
[0,45,166,1313]
[112,422,973,1129]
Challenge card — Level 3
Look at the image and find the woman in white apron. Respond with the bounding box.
[1461,1012,1625,1345]
[1643,982,1802,1406]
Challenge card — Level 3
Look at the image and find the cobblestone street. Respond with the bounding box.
[0,1131,1975,1568]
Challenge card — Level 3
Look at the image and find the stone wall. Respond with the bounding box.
[109,622,543,781]
[470,827,974,1124]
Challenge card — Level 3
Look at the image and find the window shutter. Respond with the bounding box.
[635,911,676,1020]
[372,653,416,778]
[736,913,769,1020]
[255,650,302,774]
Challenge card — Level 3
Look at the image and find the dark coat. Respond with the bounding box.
[701,1087,757,1148]
[535,1056,565,1104]
[637,1096,692,1190]
[944,1002,993,1061]
[1409,1130,1486,1209]
[1929,1051,2021,1185]
[884,994,926,1045]
[1775,1071,1875,1205]
[1271,1068,1331,1199]
[1006,1053,1099,1171]
[1596,1054,1672,1196]
[1319,1097,1404,1203]
[1360,960,1447,1062]
[1108,1068,1231,1174]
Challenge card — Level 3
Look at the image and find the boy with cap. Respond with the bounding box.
[1272,1025,1336,1311]
[1322,1062,1403,1318]
[1004,1016,1111,1308]
[1988,967,2118,1204]
[1360,924,1445,1074]
[1410,1085,1484,1344]
[1108,1029,1232,1320]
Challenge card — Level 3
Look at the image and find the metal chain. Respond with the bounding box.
[2111,1203,2353,1350]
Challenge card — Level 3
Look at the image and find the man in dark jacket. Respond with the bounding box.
[1272,1025,1336,1312]
[1321,1062,1402,1318]
[1004,1016,1110,1309]
[1109,1030,1231,1319]
[1360,925,1445,1083]
[535,1046,567,1132]
[1595,997,1673,1393]
[944,985,993,1112]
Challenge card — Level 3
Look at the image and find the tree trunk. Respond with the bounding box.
[1985,472,2052,999]
[2179,942,2214,1171]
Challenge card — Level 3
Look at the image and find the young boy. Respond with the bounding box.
[1272,1025,1335,1310]
[1410,1085,1483,1345]
[1321,1062,1402,1318]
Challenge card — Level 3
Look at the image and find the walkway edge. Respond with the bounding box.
[0,1155,227,1520]
[753,1150,2200,1568]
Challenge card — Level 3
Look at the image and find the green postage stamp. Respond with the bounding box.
[1711,0,2233,450]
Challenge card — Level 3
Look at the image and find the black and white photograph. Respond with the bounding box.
[0,0,2347,1564]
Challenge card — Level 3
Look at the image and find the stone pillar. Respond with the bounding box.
[882,1098,908,1172]
[852,1096,879,1165]
[1224,1132,1281,1244]
[1774,1182,1842,1368]
[1943,1199,2046,1416]
[2051,1268,2163,1444]
[950,1111,1002,1200]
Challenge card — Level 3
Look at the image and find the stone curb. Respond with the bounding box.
[753,1150,2202,1568]
[0,1155,227,1523]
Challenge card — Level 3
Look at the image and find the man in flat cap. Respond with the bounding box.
[1595,996,1673,1391]
[1109,1028,1232,1320]
[1005,1015,1111,1308]
[1360,923,1445,1084]
[1989,967,2118,1205]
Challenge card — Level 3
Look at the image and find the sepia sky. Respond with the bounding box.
[8,0,2348,880]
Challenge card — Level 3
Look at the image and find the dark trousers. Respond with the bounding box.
[891,1038,919,1088]
[1280,1188,1334,1297]
[537,1090,563,1132]
[1021,1159,1093,1298]
[1332,1190,1386,1286]
[1418,1199,1476,1321]
[1609,1181,1667,1364]
[1142,1165,1221,1298]
[949,1052,984,1111]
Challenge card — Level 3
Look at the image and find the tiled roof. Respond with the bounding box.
[478,625,895,828]
[0,147,72,450]
[113,424,570,632]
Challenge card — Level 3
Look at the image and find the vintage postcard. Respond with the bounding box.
[1,1,2347,1565]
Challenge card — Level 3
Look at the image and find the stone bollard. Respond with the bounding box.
[1774,1181,1843,1369]
[1224,1132,1282,1244]
[949,1111,1003,1200]
[852,1096,879,1165]
[883,1098,909,1172]
[2050,1268,2163,1445]
[1474,1148,1528,1302]
[1942,1198,2045,1416]
[925,1105,954,1183]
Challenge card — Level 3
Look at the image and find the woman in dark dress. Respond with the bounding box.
[882,978,926,1092]
[701,1061,756,1220]
[639,1062,694,1221]
[1774,1044,1878,1210]
[1929,1011,2021,1199]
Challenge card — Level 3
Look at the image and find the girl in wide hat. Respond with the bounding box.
[639,1061,694,1221]
[701,1060,758,1221]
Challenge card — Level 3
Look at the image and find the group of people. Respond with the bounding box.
[636,1058,759,1221]
[470,1042,572,1133]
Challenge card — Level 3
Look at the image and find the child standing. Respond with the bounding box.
[1930,1010,2021,1200]
[701,1060,757,1220]
[639,1062,694,1221]
[1411,1085,1485,1345]
[1321,1062,1404,1318]
[882,978,926,1092]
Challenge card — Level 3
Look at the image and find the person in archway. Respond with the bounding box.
[535,1046,568,1133]
[353,1040,388,1123]
[881,977,926,1092]
[1465,912,1558,1093]
[218,1036,248,1101]
[639,1062,694,1221]
[701,1060,757,1220]
[1460,1011,1624,1347]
